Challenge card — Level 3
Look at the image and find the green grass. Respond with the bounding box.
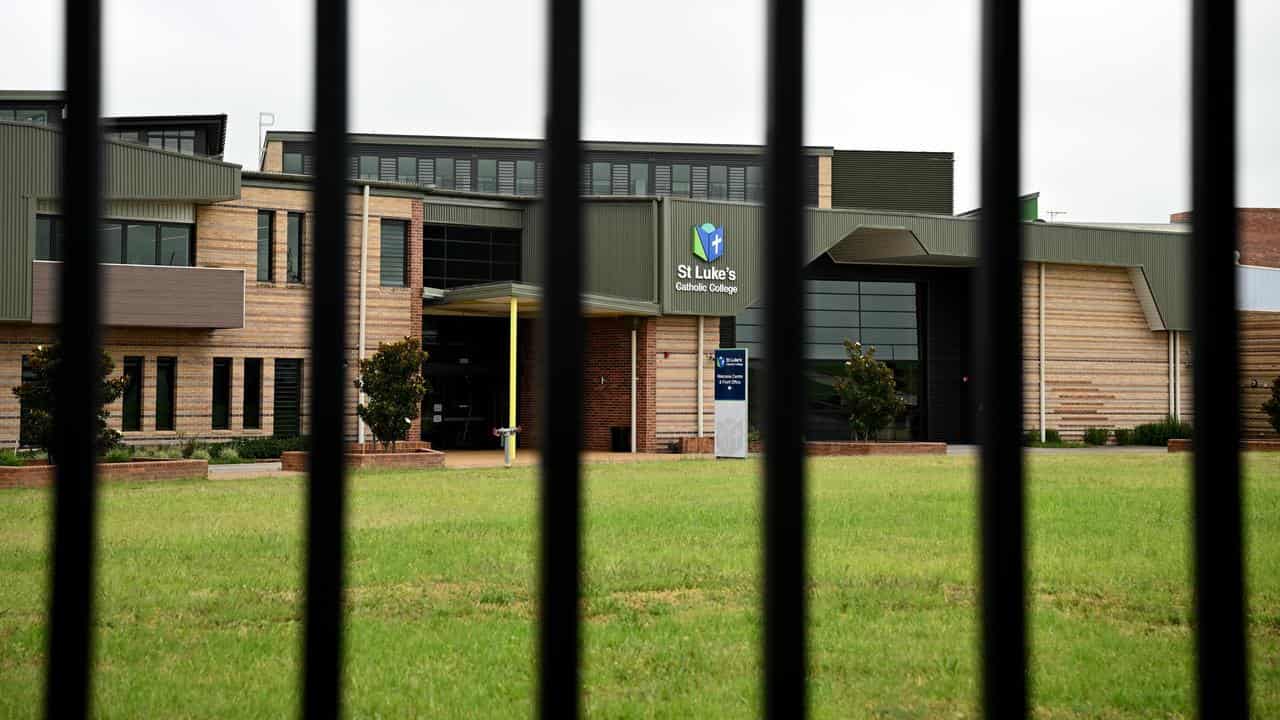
[1,453,1278,718]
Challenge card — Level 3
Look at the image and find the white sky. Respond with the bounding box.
[2,0,1277,222]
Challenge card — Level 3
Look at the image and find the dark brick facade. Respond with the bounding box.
[1171,208,1280,268]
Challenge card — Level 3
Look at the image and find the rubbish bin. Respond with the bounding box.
[610,426,631,452]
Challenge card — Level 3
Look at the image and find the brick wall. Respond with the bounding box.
[1171,208,1280,268]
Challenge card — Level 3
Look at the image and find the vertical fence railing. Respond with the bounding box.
[974,0,1028,718]
[39,1,1254,718]
[761,0,807,717]
[304,0,351,717]
[44,0,104,717]
[538,0,584,717]
[1189,0,1249,717]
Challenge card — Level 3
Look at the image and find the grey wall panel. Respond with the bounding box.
[30,261,245,328]
[425,202,524,228]
[831,150,954,214]
[522,200,657,302]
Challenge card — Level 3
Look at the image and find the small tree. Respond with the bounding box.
[11,342,128,459]
[1264,376,1280,435]
[832,340,905,441]
[354,337,429,449]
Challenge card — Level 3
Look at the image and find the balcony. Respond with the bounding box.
[31,260,244,329]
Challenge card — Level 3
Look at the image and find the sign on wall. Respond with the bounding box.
[676,222,740,297]
[714,348,749,458]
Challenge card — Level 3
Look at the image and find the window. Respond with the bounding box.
[397,157,417,184]
[424,224,521,289]
[629,163,649,194]
[273,359,303,438]
[435,158,455,189]
[283,151,304,174]
[125,224,157,265]
[516,160,536,195]
[746,166,763,202]
[146,128,196,155]
[672,164,691,196]
[155,357,176,431]
[4,109,50,124]
[158,225,191,266]
[477,159,498,193]
[709,165,728,200]
[243,358,262,430]
[380,219,407,287]
[99,222,122,263]
[122,356,143,432]
[286,213,304,283]
[36,215,64,260]
[358,155,378,180]
[107,130,139,143]
[591,162,611,195]
[212,358,232,430]
[257,210,274,282]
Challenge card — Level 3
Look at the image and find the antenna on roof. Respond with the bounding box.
[1047,210,1068,223]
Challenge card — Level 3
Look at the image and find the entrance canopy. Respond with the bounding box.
[423,281,661,318]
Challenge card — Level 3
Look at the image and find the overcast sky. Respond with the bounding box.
[2,0,1277,222]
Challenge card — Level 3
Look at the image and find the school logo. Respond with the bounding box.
[691,223,725,263]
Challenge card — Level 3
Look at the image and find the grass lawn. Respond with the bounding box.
[1,453,1278,718]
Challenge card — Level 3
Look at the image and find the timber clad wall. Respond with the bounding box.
[0,185,422,446]
[655,316,718,443]
[1241,311,1280,437]
[1022,263,1175,440]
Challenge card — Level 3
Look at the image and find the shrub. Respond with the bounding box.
[1113,428,1135,446]
[179,434,202,459]
[102,447,134,463]
[832,341,905,441]
[219,447,241,463]
[0,449,24,467]
[1024,429,1064,446]
[1082,428,1109,446]
[1045,429,1062,444]
[206,443,226,460]
[232,436,309,459]
[1131,416,1192,446]
[190,448,211,461]
[1263,376,1280,434]
[10,342,128,460]
[355,337,430,450]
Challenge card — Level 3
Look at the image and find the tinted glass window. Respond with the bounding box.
[158,225,190,266]
[746,166,763,202]
[16,109,49,124]
[380,219,407,287]
[477,159,497,193]
[257,210,274,282]
[212,357,232,430]
[243,358,262,429]
[126,224,157,265]
[591,162,611,195]
[709,165,728,200]
[122,356,143,432]
[516,160,536,195]
[36,216,63,261]
[99,223,123,263]
[672,164,691,196]
[359,155,379,180]
[435,158,455,189]
[629,163,649,194]
[155,357,176,431]
[286,213,304,283]
[397,157,417,184]
[283,152,304,174]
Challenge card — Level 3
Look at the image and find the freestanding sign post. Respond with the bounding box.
[714,348,748,458]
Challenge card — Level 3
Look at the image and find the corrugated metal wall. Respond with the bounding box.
[831,150,954,214]
[522,200,658,302]
[37,198,196,223]
[424,202,523,228]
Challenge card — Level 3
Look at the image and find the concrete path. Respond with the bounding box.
[207,461,292,479]
[945,444,1167,455]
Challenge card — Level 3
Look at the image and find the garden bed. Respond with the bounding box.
[280,446,445,472]
[1168,438,1280,453]
[0,458,208,489]
[731,440,947,456]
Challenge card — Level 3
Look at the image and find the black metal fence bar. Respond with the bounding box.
[44,0,104,717]
[1189,0,1250,717]
[975,0,1028,717]
[303,0,350,716]
[538,0,584,716]
[761,0,807,717]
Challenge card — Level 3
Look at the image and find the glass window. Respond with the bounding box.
[122,356,143,432]
[126,224,157,265]
[212,357,232,430]
[435,158,455,189]
[746,166,763,202]
[36,216,63,261]
[709,165,728,200]
[283,152,304,174]
[672,164,691,196]
[99,223,123,263]
[591,162,611,195]
[158,225,191,266]
[155,357,176,431]
[359,155,379,180]
[516,160,536,195]
[16,109,49,124]
[380,219,407,287]
[243,358,263,430]
[477,159,498,193]
[0,110,13,121]
[629,163,649,194]
[257,210,274,282]
[397,157,417,184]
[179,131,194,155]
[286,213,304,283]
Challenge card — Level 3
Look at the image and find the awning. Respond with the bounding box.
[423,281,661,317]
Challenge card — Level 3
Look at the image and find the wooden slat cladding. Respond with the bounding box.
[1022,263,1173,440]
[654,316,719,441]
[1240,311,1280,437]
